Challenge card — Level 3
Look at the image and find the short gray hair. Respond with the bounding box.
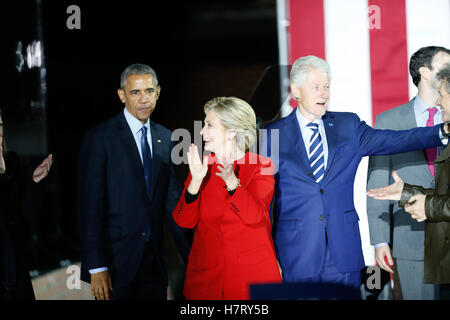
[204,97,257,152]
[120,63,158,89]
[290,55,331,87]
[437,63,450,93]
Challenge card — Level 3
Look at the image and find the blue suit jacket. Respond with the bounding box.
[262,110,443,282]
[77,112,189,288]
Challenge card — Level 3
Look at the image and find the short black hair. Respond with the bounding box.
[409,46,450,87]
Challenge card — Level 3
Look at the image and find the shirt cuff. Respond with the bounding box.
[374,242,389,249]
[89,267,108,274]
[185,191,199,204]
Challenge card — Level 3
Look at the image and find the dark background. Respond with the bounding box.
[0,0,280,275]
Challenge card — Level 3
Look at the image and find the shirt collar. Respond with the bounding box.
[123,107,150,135]
[413,95,441,117]
[295,107,324,130]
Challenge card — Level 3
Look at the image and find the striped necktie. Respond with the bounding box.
[307,122,325,183]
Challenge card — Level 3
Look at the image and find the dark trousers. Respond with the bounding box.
[110,240,167,300]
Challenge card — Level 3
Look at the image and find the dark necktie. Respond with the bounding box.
[141,126,152,196]
[141,125,152,240]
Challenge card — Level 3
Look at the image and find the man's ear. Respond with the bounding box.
[290,83,300,100]
[418,66,430,82]
[117,89,126,103]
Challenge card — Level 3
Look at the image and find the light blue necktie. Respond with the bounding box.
[307,122,325,183]
[141,126,152,240]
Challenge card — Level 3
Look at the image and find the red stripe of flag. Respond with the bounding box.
[369,0,410,124]
[287,0,326,108]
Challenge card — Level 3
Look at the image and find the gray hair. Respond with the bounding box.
[437,63,450,93]
[204,97,257,152]
[120,63,158,89]
[290,55,331,86]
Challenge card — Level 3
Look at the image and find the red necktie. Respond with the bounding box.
[424,107,438,176]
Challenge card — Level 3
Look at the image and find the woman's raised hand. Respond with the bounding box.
[187,144,208,195]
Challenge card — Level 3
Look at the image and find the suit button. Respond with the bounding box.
[320,189,324,194]
[319,215,324,221]
[308,172,313,177]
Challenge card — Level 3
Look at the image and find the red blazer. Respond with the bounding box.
[173,152,282,300]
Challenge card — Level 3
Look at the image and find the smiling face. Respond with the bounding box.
[200,110,228,156]
[117,74,160,124]
[291,68,330,121]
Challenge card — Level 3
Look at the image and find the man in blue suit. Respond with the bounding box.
[77,64,189,300]
[261,55,448,292]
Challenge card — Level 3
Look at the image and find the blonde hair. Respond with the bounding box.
[204,97,257,151]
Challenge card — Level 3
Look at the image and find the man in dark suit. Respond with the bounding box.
[77,63,188,300]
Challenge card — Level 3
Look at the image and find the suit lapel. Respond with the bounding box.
[148,121,163,202]
[322,112,337,181]
[115,113,147,179]
[281,110,313,179]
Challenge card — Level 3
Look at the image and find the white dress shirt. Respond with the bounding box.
[295,107,329,171]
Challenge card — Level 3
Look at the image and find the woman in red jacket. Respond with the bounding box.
[173,96,282,300]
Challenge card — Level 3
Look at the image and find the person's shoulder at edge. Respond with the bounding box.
[242,152,274,175]
[149,119,173,138]
[374,100,414,122]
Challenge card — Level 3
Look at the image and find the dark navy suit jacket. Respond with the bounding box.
[262,110,443,282]
[77,112,189,288]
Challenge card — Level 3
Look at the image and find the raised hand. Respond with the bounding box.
[187,144,208,195]
[366,171,404,201]
[32,154,53,183]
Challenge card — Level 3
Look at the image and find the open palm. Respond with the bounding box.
[367,171,404,201]
[187,144,208,181]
